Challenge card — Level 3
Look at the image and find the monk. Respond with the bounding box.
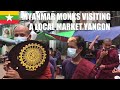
[3,25,52,79]
[62,36,97,79]
[96,38,119,79]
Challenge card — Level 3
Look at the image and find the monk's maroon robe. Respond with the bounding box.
[96,49,119,79]
[72,58,97,79]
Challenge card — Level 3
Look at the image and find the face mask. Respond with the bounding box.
[14,36,27,44]
[67,48,79,58]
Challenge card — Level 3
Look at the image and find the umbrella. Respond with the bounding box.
[56,30,75,38]
[49,33,68,42]
[36,32,56,41]
[55,26,120,42]
[56,30,96,42]
[73,26,120,42]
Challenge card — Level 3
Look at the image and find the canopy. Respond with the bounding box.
[49,33,68,42]
[36,32,56,41]
[56,31,75,37]
[56,26,120,42]
[74,26,120,42]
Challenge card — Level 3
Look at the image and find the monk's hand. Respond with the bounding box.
[100,50,108,59]
[4,67,21,79]
[112,68,120,74]
[3,60,11,71]
[99,65,106,70]
[95,35,100,40]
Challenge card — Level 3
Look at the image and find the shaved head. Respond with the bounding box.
[103,38,112,43]
[14,24,31,40]
[103,38,112,49]
[14,25,30,35]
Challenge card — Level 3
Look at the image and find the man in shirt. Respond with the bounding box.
[62,36,97,79]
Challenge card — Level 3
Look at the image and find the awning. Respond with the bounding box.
[73,26,120,42]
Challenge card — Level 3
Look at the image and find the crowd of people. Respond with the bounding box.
[2,24,120,79]
[62,35,120,79]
